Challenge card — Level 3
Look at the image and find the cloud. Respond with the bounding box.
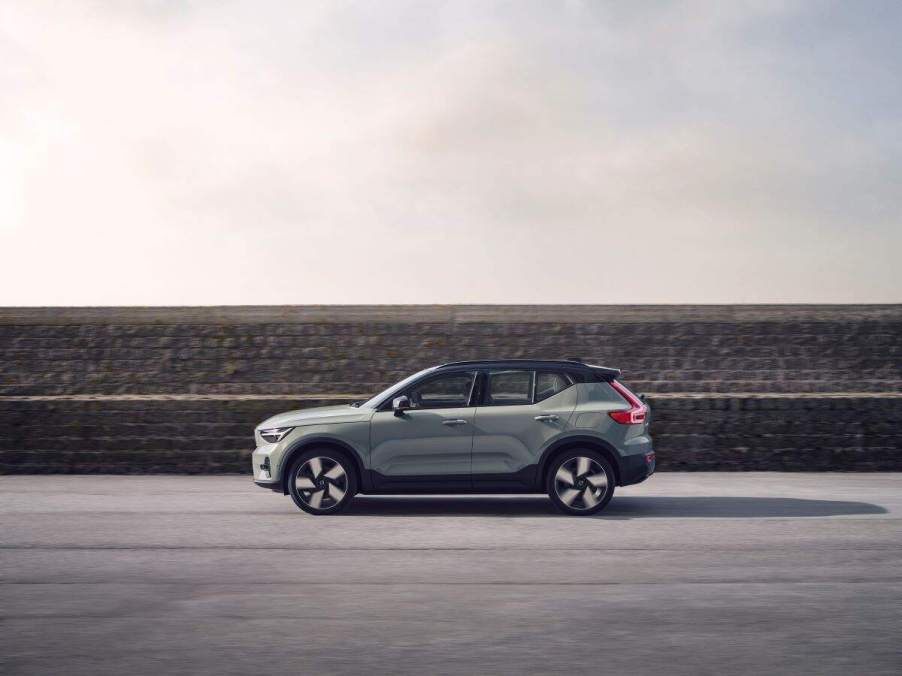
[0,0,899,304]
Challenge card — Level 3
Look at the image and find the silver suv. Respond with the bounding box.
[252,359,655,515]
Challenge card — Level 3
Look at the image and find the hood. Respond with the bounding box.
[257,404,373,430]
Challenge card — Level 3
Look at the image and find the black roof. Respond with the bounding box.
[436,359,621,380]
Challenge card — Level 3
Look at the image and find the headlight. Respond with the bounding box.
[259,427,294,443]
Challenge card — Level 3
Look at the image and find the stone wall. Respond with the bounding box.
[1,305,900,473]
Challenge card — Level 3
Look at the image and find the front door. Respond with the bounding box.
[370,370,477,490]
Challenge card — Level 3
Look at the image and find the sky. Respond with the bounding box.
[0,0,900,305]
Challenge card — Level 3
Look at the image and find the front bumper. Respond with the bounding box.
[252,443,280,488]
[255,479,283,492]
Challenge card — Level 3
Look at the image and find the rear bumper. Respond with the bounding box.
[620,449,655,486]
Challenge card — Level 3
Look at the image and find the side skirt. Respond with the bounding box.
[362,465,539,495]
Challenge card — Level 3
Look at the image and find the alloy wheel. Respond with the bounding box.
[553,456,609,511]
[293,456,349,511]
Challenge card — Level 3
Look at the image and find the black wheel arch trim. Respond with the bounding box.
[536,435,623,488]
[279,435,366,495]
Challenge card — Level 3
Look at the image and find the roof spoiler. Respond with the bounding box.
[587,364,621,381]
[565,357,620,381]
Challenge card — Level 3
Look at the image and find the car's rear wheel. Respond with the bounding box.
[547,450,615,515]
[288,449,357,515]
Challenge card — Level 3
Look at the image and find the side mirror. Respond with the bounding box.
[392,395,411,416]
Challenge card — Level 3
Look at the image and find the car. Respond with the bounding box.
[252,359,655,515]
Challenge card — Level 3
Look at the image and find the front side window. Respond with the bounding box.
[406,371,476,409]
[360,367,436,409]
[485,370,534,406]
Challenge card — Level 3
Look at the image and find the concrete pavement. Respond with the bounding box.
[1,473,900,675]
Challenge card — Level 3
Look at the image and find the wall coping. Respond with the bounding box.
[2,304,900,325]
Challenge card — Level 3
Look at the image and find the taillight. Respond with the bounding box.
[608,380,648,425]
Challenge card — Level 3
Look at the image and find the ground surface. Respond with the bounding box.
[1,473,900,675]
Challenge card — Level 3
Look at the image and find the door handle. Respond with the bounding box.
[442,419,469,426]
[534,414,559,422]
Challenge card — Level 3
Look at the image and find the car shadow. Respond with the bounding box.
[341,495,887,518]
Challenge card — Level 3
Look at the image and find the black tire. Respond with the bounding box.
[287,448,358,515]
[547,449,615,516]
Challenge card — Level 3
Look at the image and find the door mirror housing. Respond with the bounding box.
[392,395,411,416]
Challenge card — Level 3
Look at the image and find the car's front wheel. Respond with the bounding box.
[287,449,357,515]
[547,450,615,515]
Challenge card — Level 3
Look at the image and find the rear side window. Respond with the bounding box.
[535,371,571,402]
[485,370,534,406]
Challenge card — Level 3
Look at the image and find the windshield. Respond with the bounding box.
[357,367,437,409]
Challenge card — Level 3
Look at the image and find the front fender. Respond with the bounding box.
[274,423,370,488]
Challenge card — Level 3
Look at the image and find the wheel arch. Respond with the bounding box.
[537,435,623,488]
[279,436,366,495]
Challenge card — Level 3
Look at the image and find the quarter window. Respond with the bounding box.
[485,370,534,406]
[535,371,571,402]
[406,372,476,409]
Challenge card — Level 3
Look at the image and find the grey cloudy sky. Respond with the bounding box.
[1,0,900,305]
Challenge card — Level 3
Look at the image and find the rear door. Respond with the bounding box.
[471,369,578,488]
[370,370,477,489]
